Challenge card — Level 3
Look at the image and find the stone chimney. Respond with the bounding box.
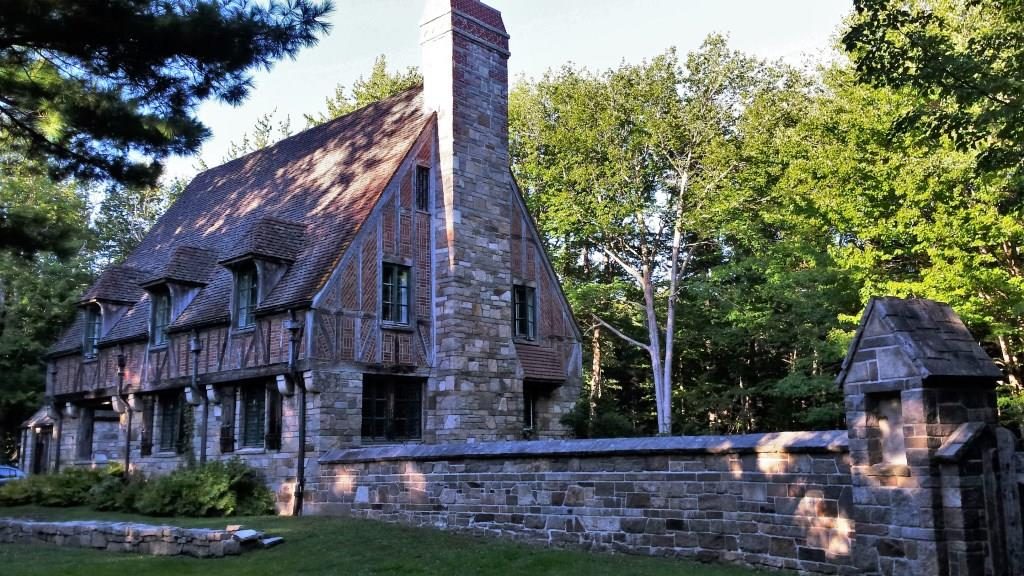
[420,0,520,442]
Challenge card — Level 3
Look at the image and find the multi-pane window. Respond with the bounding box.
[235,266,258,329]
[415,165,430,211]
[83,305,101,357]
[158,392,183,453]
[361,376,422,442]
[382,263,410,324]
[151,290,170,346]
[240,385,266,448]
[77,407,94,460]
[513,285,536,340]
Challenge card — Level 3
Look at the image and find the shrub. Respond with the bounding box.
[0,476,38,506]
[0,467,106,508]
[87,470,147,511]
[135,459,274,517]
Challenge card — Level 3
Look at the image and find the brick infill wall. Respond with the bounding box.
[318,431,855,575]
[0,518,244,557]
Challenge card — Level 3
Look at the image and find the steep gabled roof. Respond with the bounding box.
[51,86,430,350]
[836,296,1002,387]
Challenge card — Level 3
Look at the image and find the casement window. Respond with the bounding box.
[234,266,258,329]
[83,305,101,357]
[513,285,537,341]
[240,385,266,448]
[140,396,155,457]
[224,383,282,452]
[381,263,410,325]
[158,391,185,453]
[361,376,422,442]
[415,165,430,211]
[151,290,171,346]
[77,407,94,460]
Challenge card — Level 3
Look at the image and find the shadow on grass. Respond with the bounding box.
[1,506,780,576]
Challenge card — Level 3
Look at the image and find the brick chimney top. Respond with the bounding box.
[421,0,509,55]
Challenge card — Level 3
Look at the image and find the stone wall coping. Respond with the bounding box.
[934,421,987,463]
[319,430,849,464]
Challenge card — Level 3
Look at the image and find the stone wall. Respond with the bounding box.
[0,518,244,557]
[317,432,856,575]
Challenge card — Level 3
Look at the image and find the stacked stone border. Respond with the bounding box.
[318,432,857,575]
[0,518,247,558]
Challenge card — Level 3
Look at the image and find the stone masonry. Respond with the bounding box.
[422,0,526,442]
[314,297,1015,576]
[0,518,248,558]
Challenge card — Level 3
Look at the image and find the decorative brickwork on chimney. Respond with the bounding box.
[421,0,522,442]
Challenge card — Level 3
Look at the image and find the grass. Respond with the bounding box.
[0,506,773,576]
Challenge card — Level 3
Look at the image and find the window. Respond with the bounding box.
[361,376,422,442]
[382,263,410,324]
[415,165,430,211]
[240,385,266,448]
[77,407,94,460]
[83,305,101,357]
[513,285,536,340]
[236,383,282,451]
[140,396,155,457]
[151,290,170,346]
[235,266,258,329]
[158,392,184,453]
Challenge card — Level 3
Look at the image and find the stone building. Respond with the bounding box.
[21,0,582,513]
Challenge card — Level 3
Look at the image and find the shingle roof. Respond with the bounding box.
[141,246,218,287]
[50,86,430,348]
[837,296,1002,386]
[221,217,306,264]
[517,344,566,382]
[79,265,149,305]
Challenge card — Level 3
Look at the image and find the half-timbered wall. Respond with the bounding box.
[49,312,301,398]
[310,125,436,371]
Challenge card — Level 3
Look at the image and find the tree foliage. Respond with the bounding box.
[511,38,858,435]
[0,165,93,461]
[0,0,332,188]
[304,55,422,127]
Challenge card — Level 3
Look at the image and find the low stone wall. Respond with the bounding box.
[317,431,855,575]
[0,518,242,557]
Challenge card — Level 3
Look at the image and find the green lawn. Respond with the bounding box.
[0,506,773,576]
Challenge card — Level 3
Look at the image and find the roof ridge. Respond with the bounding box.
[194,85,425,179]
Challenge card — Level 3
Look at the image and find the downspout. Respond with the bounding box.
[117,350,130,474]
[287,310,306,516]
[191,331,206,465]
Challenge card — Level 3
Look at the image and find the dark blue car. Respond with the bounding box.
[0,464,25,485]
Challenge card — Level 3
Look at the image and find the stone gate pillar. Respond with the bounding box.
[837,297,1002,576]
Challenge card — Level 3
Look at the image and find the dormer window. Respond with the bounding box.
[235,265,258,329]
[151,290,170,346]
[83,305,101,357]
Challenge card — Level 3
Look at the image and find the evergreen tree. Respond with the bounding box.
[0,0,332,189]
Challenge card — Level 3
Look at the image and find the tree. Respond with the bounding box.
[0,0,332,189]
[512,39,782,434]
[843,1,1024,420]
[210,55,421,165]
[214,110,294,165]
[94,179,188,265]
[843,0,1024,176]
[0,164,92,462]
[304,55,422,127]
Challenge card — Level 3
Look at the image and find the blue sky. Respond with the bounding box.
[164,0,852,179]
